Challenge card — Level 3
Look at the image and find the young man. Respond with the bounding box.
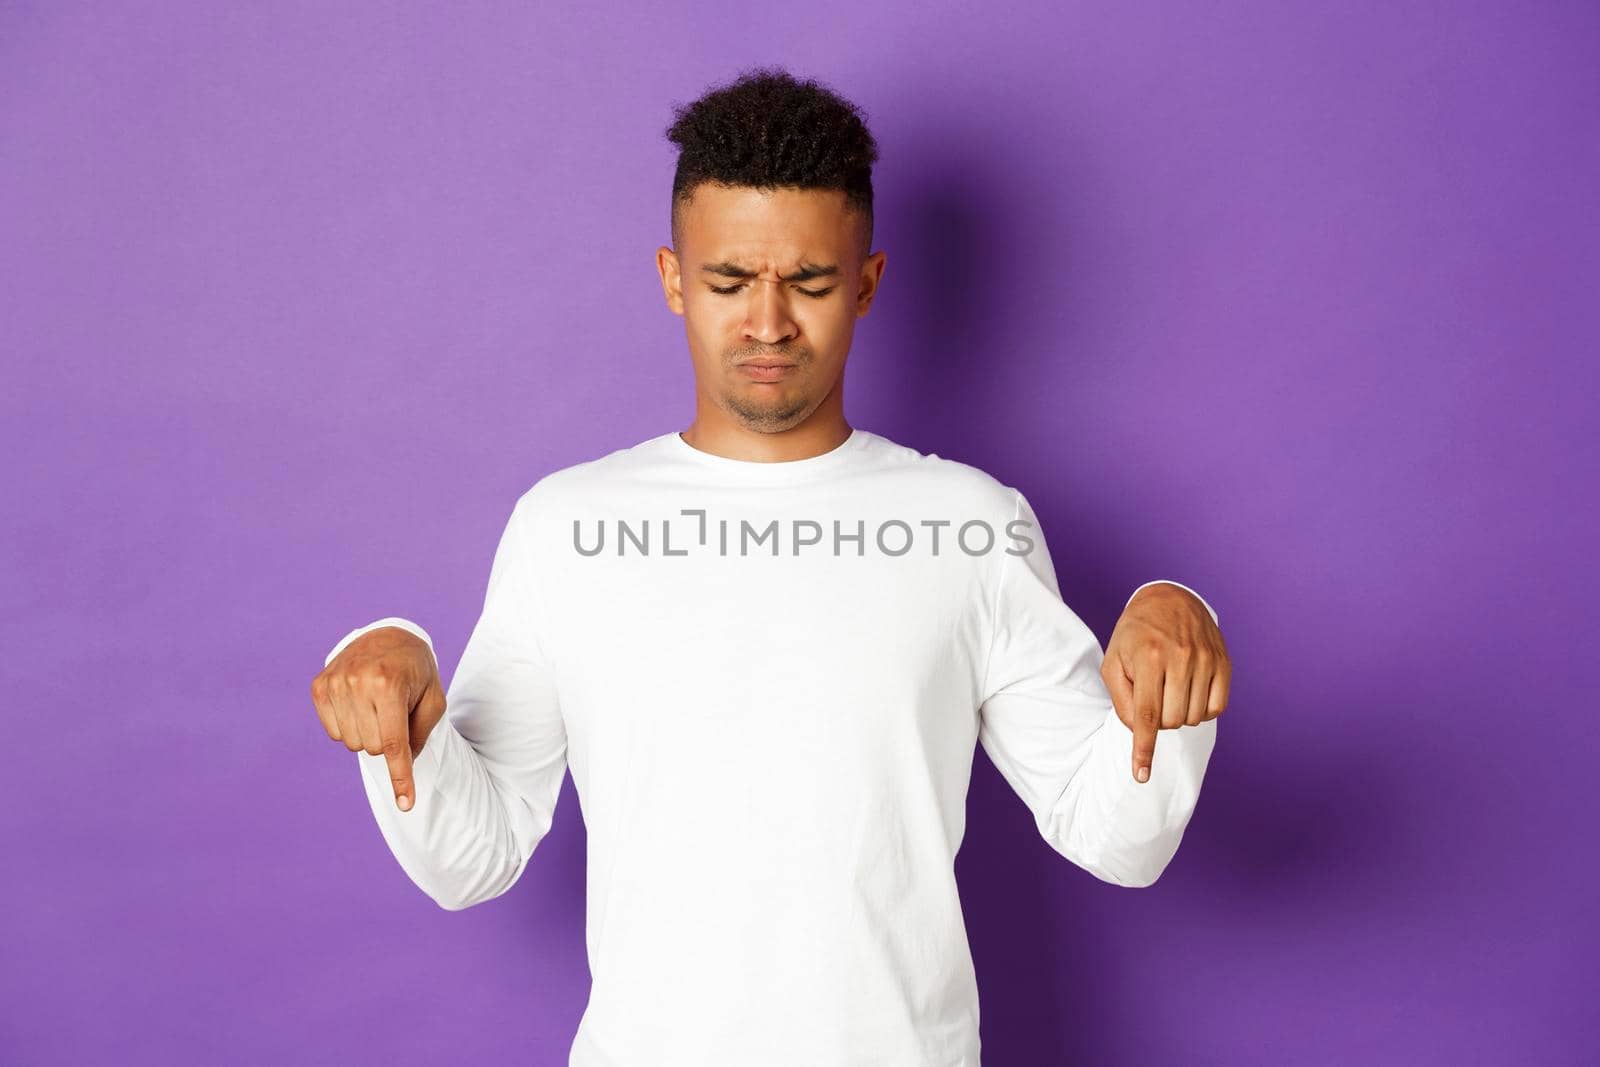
[310,66,1230,1067]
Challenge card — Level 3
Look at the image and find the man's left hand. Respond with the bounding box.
[1102,582,1231,784]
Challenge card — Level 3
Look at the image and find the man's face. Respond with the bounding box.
[657,184,886,433]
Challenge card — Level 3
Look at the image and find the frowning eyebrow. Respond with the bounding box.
[699,260,841,282]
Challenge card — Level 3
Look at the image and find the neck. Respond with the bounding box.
[681,391,851,463]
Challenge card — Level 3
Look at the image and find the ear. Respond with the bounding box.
[856,249,887,317]
[657,245,684,316]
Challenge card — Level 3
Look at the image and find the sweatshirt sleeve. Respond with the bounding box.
[976,490,1218,888]
[323,495,568,911]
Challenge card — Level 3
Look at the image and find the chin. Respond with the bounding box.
[725,401,814,432]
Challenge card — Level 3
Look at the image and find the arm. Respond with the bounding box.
[977,490,1218,888]
[325,496,568,911]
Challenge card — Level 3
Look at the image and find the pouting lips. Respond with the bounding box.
[738,363,796,381]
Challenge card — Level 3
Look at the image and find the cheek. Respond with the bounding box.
[802,306,852,345]
[685,298,740,335]
[680,305,718,349]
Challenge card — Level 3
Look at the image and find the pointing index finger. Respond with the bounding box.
[374,688,417,812]
[1130,656,1162,784]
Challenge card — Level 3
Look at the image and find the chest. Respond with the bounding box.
[540,540,988,753]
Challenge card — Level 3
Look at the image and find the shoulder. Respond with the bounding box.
[508,433,672,517]
[859,431,1021,522]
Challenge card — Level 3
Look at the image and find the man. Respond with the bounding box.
[310,66,1230,1067]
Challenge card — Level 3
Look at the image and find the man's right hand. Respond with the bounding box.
[311,626,445,812]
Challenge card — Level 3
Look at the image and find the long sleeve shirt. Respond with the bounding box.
[323,427,1220,1067]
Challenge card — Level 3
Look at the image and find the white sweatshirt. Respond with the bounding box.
[324,426,1220,1067]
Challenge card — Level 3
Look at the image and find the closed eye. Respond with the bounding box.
[709,284,834,299]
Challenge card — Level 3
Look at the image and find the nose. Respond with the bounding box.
[742,278,799,347]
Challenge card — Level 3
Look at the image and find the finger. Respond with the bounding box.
[1186,652,1213,726]
[309,672,342,742]
[1162,648,1191,730]
[372,687,417,812]
[1130,652,1162,783]
[1206,655,1231,721]
[332,677,366,752]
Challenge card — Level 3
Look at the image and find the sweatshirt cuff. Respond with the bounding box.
[1125,580,1219,626]
[357,711,463,813]
[324,616,436,668]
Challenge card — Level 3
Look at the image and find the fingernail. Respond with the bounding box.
[398,794,412,811]
[1136,766,1149,783]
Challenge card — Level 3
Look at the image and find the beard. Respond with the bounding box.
[723,384,813,431]
[719,345,816,432]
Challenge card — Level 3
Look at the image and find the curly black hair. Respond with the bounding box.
[664,65,879,255]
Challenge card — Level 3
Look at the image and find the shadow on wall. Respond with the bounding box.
[868,91,1436,1064]
[960,696,1420,1062]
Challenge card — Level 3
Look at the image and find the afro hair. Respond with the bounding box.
[665,65,879,254]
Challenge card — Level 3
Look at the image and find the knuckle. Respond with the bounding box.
[381,736,408,759]
[352,667,398,696]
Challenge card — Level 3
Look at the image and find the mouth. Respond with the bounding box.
[737,360,797,382]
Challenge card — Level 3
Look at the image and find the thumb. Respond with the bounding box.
[1103,652,1136,731]
[409,676,447,759]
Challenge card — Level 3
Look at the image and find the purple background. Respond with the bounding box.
[3,2,1594,1063]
